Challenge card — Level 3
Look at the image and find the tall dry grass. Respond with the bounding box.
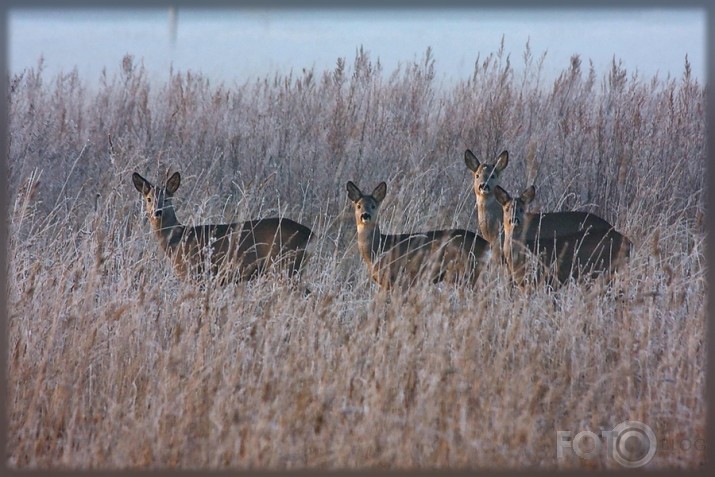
[6,46,706,469]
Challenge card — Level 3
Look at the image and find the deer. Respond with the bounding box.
[346,181,490,289]
[464,149,614,261]
[132,171,313,284]
[494,185,632,288]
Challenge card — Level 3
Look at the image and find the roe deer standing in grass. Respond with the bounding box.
[132,171,313,284]
[494,185,632,287]
[346,181,490,289]
[464,149,614,261]
[464,149,510,260]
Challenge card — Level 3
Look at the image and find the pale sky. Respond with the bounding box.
[8,8,707,87]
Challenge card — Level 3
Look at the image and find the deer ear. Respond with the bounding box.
[346,181,362,202]
[495,150,509,172]
[166,172,181,194]
[521,185,535,203]
[373,182,387,203]
[494,186,510,206]
[132,173,152,195]
[464,149,480,172]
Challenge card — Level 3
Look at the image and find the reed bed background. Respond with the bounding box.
[6,45,707,469]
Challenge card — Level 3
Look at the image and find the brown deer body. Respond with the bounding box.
[346,181,490,289]
[132,172,312,283]
[494,186,632,287]
[464,149,613,259]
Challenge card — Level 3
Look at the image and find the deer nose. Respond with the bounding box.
[360,212,371,222]
[154,209,162,218]
[478,183,489,192]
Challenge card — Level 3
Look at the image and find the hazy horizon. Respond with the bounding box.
[8,7,706,87]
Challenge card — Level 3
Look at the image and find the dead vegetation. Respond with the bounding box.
[6,47,706,469]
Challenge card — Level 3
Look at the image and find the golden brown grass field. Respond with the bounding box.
[6,48,707,469]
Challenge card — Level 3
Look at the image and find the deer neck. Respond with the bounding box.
[477,192,503,247]
[356,222,384,266]
[502,226,513,267]
[503,223,529,283]
[150,208,185,254]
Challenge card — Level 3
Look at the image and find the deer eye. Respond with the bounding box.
[147,197,152,203]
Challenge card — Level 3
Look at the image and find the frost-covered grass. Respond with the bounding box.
[6,46,706,469]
